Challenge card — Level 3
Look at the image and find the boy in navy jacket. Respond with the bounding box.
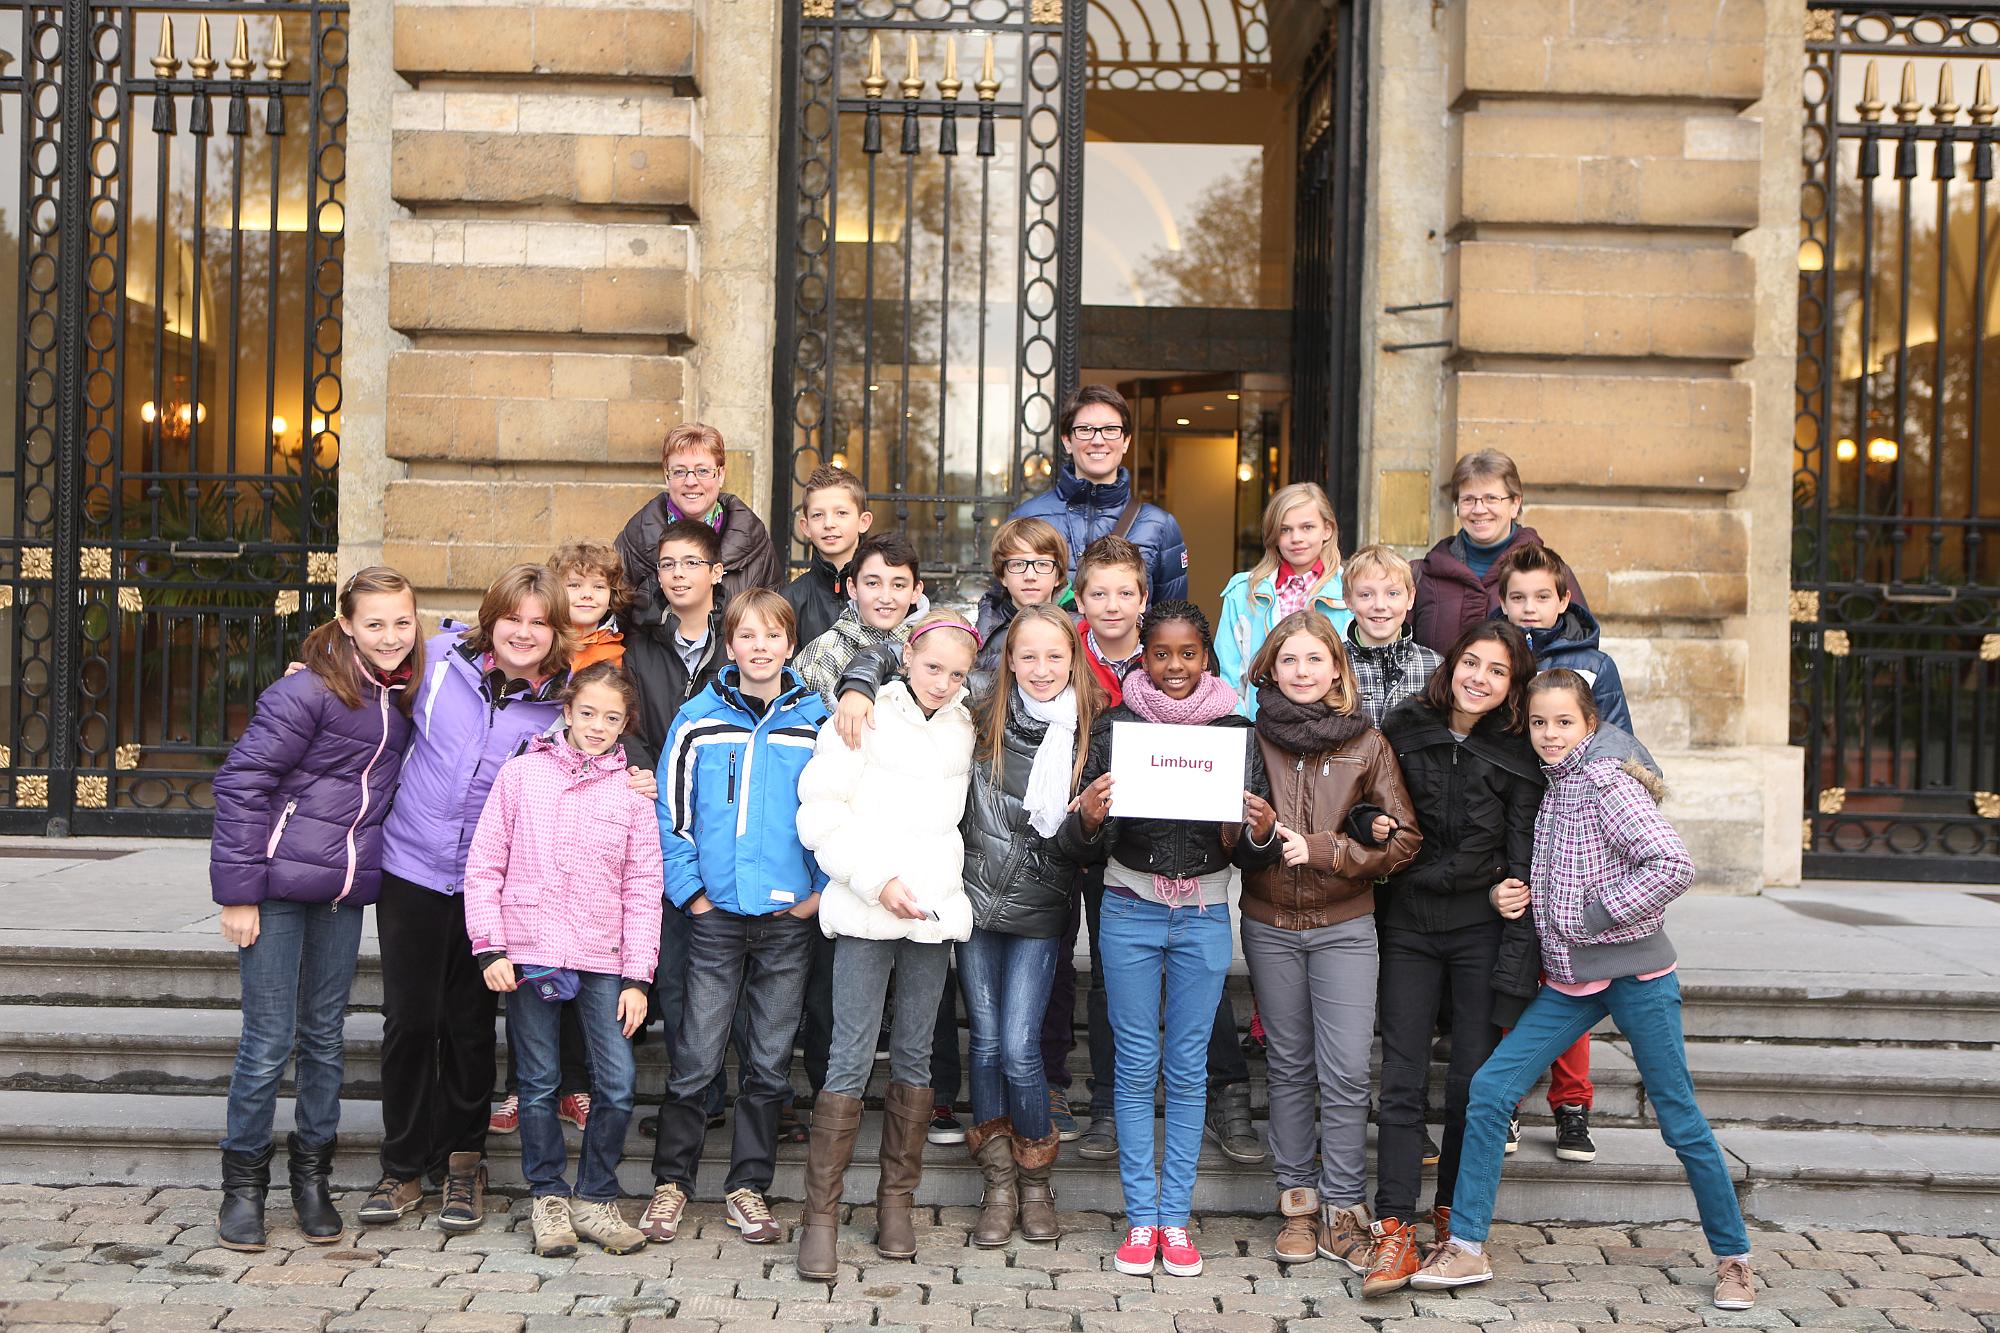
[640,590,830,1248]
[1495,544,1635,736]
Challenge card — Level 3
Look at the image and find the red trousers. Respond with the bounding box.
[1506,1029,1594,1110]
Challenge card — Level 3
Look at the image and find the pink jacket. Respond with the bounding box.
[463,731,664,984]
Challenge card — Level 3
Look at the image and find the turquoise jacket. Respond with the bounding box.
[1215,568,1355,719]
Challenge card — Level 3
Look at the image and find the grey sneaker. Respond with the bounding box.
[1077,1115,1118,1159]
[1713,1256,1755,1310]
[529,1195,577,1258]
[1409,1241,1492,1289]
[570,1198,647,1255]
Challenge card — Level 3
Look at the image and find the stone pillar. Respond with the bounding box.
[376,0,702,614]
[1431,0,1802,888]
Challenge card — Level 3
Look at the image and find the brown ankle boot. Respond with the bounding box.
[876,1082,931,1260]
[1012,1128,1061,1242]
[795,1092,863,1281]
[966,1117,1016,1248]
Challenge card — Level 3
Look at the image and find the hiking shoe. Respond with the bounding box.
[571,1198,648,1255]
[558,1092,591,1130]
[726,1188,782,1243]
[1204,1083,1265,1164]
[357,1174,422,1226]
[1077,1115,1118,1160]
[1361,1217,1418,1297]
[1505,1114,1520,1155]
[1410,1241,1492,1289]
[488,1094,519,1135]
[1318,1202,1373,1273]
[1713,1256,1756,1310]
[436,1153,487,1233]
[638,1183,687,1243]
[1273,1187,1319,1264]
[928,1106,967,1145]
[1159,1225,1202,1277]
[1554,1104,1596,1162]
[1114,1225,1158,1276]
[529,1195,578,1258]
[1429,1204,1452,1251]
[1047,1086,1079,1141]
[1421,1130,1441,1167]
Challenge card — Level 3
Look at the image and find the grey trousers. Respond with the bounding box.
[1241,914,1379,1205]
[823,935,953,1100]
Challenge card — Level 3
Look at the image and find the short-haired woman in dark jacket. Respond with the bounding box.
[208,568,422,1252]
[958,604,1107,1249]
[1363,620,1544,1297]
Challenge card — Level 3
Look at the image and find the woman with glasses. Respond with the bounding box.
[1408,450,1589,655]
[615,422,780,622]
[1008,384,1190,605]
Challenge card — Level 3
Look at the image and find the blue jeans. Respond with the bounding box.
[1455,972,1750,1258]
[654,905,726,1116]
[223,900,365,1153]
[509,971,638,1201]
[956,926,1058,1140]
[1098,890,1232,1227]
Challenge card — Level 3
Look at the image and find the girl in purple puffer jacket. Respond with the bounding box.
[209,566,422,1253]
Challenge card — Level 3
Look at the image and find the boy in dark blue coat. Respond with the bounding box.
[1495,544,1635,736]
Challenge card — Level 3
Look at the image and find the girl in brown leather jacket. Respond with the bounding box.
[1241,611,1422,1272]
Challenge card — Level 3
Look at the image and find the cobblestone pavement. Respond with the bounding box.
[0,1184,1993,1332]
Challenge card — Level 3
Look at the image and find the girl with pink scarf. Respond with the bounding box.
[1060,601,1281,1280]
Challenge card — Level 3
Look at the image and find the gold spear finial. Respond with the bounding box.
[900,33,923,99]
[266,19,290,80]
[938,40,961,101]
[226,17,255,79]
[861,31,887,99]
[1857,59,1884,122]
[188,16,217,80]
[975,36,998,101]
[151,17,181,79]
[1894,60,1922,123]
[1973,66,1997,126]
[1934,63,1961,122]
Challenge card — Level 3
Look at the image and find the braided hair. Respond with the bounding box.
[1139,598,1216,675]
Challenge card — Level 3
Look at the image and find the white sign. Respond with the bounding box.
[1108,721,1248,824]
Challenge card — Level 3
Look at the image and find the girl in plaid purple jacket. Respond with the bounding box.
[1409,670,1756,1312]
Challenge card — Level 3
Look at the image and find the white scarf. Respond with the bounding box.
[1016,685,1079,839]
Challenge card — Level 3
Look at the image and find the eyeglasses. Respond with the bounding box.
[1456,492,1517,512]
[668,466,719,483]
[1003,557,1059,576]
[656,557,716,573]
[1068,424,1126,442]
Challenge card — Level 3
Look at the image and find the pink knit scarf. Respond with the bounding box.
[1117,669,1241,908]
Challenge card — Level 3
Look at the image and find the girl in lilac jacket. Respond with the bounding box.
[463,664,664,1256]
[208,566,422,1253]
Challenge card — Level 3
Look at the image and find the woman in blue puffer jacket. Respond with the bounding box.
[208,566,422,1253]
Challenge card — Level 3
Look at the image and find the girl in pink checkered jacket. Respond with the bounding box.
[463,662,665,1257]
[1410,669,1756,1312]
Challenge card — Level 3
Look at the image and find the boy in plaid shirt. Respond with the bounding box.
[1342,545,1443,726]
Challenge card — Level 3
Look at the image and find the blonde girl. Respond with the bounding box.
[1217,482,1354,718]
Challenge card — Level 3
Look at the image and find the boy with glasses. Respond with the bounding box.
[617,423,780,624]
[1008,384,1189,604]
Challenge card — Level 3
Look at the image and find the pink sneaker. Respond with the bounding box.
[1159,1225,1203,1277]
[487,1094,519,1135]
[1113,1225,1158,1276]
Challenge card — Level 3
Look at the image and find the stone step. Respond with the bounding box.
[1,1089,1994,1235]
[6,933,1998,1044]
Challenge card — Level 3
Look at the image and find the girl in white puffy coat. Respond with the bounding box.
[791,612,981,1279]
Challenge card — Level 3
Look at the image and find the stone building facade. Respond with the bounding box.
[336,0,1809,888]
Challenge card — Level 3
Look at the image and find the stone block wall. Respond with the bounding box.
[376,0,703,613]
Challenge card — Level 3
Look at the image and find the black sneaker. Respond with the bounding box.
[1505,1114,1521,1155]
[1421,1130,1441,1167]
[638,1113,658,1139]
[928,1106,966,1145]
[1554,1104,1596,1163]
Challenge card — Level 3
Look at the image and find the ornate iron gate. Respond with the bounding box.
[1795,7,2000,878]
[1,0,345,836]
[772,0,1086,585]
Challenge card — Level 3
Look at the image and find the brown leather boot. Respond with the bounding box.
[875,1082,931,1261]
[1012,1128,1061,1242]
[965,1117,1016,1248]
[795,1092,863,1281]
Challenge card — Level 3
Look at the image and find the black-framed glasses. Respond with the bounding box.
[1068,424,1126,442]
[1003,557,1059,576]
[657,557,716,573]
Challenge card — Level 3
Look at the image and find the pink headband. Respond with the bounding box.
[909,618,983,650]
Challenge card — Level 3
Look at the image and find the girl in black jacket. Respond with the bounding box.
[1364,620,1543,1296]
[1062,602,1280,1280]
[958,605,1107,1249]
